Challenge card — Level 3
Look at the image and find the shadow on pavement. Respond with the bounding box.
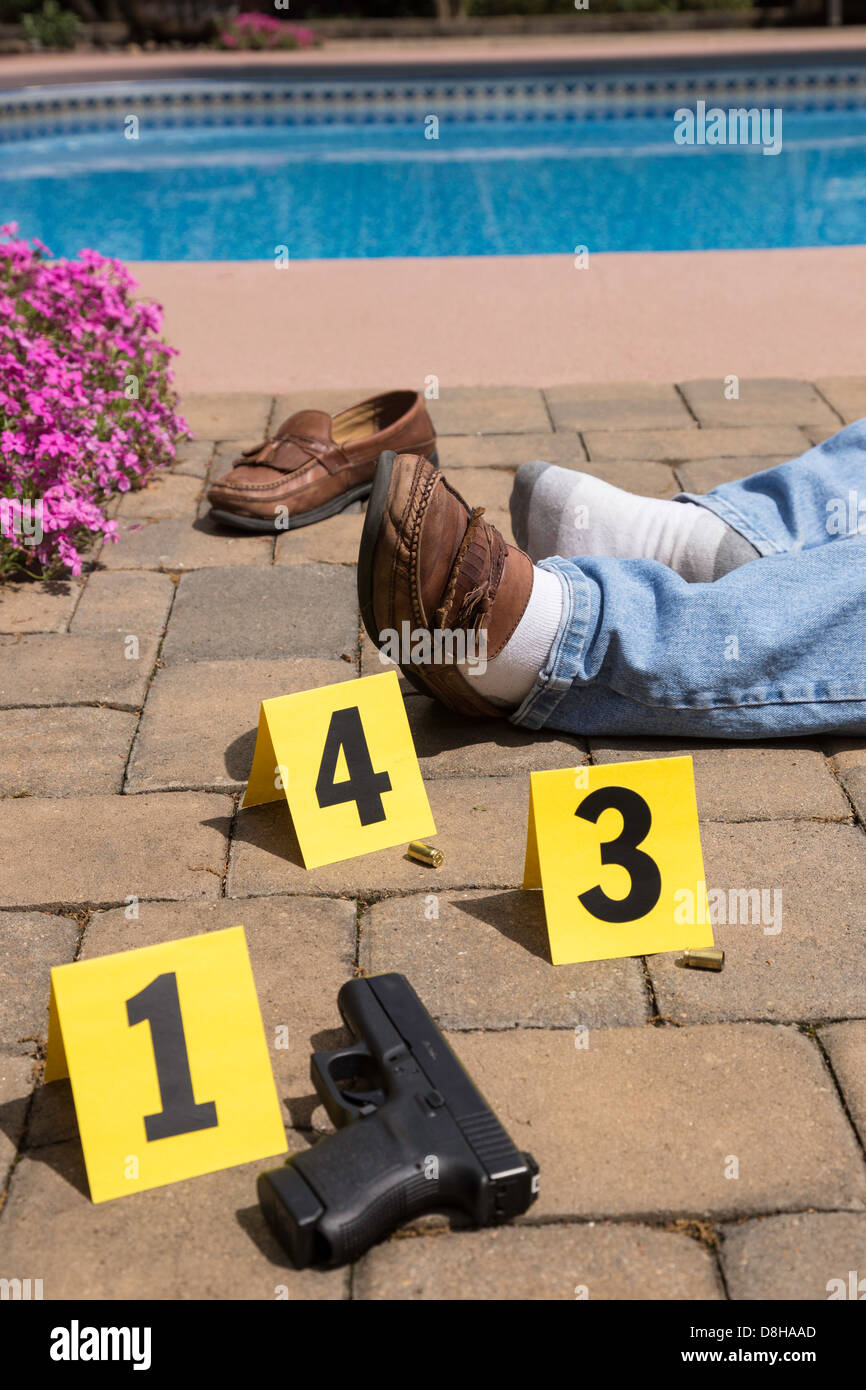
[452,889,551,963]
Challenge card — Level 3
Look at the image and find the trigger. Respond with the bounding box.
[310,1045,386,1125]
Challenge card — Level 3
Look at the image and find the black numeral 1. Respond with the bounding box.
[126,972,218,1142]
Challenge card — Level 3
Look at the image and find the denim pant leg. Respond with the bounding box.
[513,419,866,738]
[514,538,866,738]
[677,417,866,555]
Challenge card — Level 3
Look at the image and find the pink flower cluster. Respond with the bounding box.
[219,12,317,51]
[0,226,188,578]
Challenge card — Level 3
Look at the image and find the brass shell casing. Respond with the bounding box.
[680,948,725,972]
[407,840,444,868]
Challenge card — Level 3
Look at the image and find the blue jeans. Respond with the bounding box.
[514,420,866,738]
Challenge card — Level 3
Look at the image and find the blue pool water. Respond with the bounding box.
[2,67,866,259]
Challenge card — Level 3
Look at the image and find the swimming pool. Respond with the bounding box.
[2,58,866,260]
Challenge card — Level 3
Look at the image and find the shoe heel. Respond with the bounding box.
[358,450,397,644]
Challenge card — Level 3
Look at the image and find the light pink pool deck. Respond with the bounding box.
[132,248,866,395]
[4,29,866,393]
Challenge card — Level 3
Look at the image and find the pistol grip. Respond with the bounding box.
[259,1112,442,1269]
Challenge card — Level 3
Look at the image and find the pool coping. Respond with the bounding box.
[129,247,866,395]
[2,27,866,91]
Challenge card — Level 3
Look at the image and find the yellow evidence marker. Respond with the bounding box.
[44,926,287,1203]
[524,756,714,966]
[242,670,435,870]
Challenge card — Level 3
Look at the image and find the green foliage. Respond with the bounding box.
[21,1,81,47]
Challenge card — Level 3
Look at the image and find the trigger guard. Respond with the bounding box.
[310,1045,386,1126]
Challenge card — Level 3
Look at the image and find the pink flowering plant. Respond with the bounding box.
[0,226,189,579]
[218,12,318,51]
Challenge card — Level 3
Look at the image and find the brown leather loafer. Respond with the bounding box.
[358,451,533,718]
[207,390,437,532]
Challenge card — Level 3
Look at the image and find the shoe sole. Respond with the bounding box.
[210,482,374,534]
[210,447,439,536]
[358,448,439,646]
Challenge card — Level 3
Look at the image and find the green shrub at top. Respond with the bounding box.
[21,0,81,48]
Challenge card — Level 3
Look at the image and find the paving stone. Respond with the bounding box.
[356,1222,722,1301]
[678,378,840,429]
[720,1212,866,1300]
[820,1022,866,1149]
[274,512,363,567]
[583,426,808,464]
[115,472,203,521]
[0,1055,36,1181]
[172,437,214,478]
[0,581,79,635]
[839,766,866,828]
[0,707,137,796]
[127,658,354,793]
[99,517,273,571]
[647,822,866,1025]
[162,565,358,665]
[84,895,356,1112]
[0,793,231,909]
[589,741,851,822]
[545,382,694,432]
[440,432,588,469]
[69,571,174,636]
[442,451,678,505]
[450,1023,866,1220]
[436,475,517,522]
[359,632,412,693]
[824,739,866,774]
[0,1139,346,1299]
[24,1077,79,1150]
[430,387,551,436]
[803,423,841,447]
[229,776,529,899]
[360,890,648,1029]
[674,454,788,494]
[0,911,79,1054]
[181,392,274,441]
[0,634,157,710]
[814,376,866,426]
[582,459,681,498]
[406,693,584,780]
[435,467,516,514]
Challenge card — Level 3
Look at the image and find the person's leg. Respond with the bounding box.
[678,417,866,556]
[511,460,760,580]
[512,417,866,574]
[515,537,866,739]
[359,452,866,739]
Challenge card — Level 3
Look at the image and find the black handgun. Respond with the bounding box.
[257,972,539,1269]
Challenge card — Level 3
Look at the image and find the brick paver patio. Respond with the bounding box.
[1,378,865,1300]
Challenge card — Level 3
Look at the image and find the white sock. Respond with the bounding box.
[511,461,759,582]
[458,565,563,708]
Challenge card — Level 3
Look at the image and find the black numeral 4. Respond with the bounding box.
[316,706,392,826]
